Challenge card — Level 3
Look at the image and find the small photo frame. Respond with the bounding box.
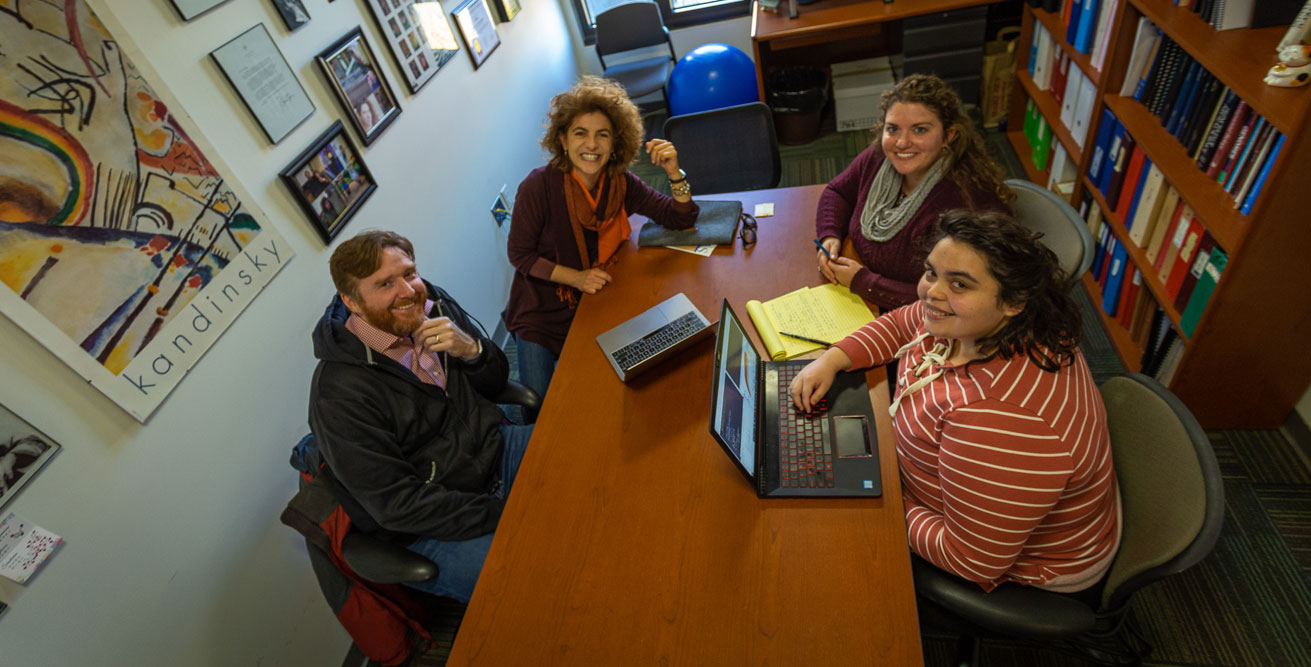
[1,404,61,510]
[452,0,501,70]
[492,0,521,22]
[269,0,311,31]
[363,0,460,93]
[169,0,233,21]
[210,23,315,144]
[317,27,402,146]
[281,121,377,243]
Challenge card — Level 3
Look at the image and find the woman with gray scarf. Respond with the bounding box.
[815,74,1014,311]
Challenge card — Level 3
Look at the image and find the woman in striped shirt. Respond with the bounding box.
[790,210,1120,593]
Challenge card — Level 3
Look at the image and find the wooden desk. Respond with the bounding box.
[448,185,921,666]
[750,0,998,102]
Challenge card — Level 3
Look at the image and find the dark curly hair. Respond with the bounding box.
[932,210,1081,371]
[872,74,1015,208]
[540,76,644,177]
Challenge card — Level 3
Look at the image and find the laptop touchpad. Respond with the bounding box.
[833,416,872,458]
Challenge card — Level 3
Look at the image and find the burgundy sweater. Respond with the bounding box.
[815,148,1006,310]
[506,166,699,355]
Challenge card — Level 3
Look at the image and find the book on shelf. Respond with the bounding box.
[1129,280,1159,343]
[1072,73,1096,148]
[1154,45,1194,120]
[1088,107,1117,183]
[1052,52,1071,106]
[1066,0,1085,45]
[1231,128,1275,205]
[1048,142,1070,190]
[1086,198,1105,240]
[1173,231,1216,312]
[1156,203,1194,276]
[1033,24,1055,90]
[1102,240,1129,315]
[1024,98,1040,143]
[1115,145,1149,222]
[744,284,874,360]
[1117,268,1140,328]
[1090,0,1118,70]
[1140,308,1174,377]
[1121,17,1162,98]
[1225,118,1272,193]
[1241,133,1286,215]
[1144,188,1182,263]
[1059,66,1082,132]
[1164,217,1205,298]
[1142,37,1180,115]
[1205,100,1251,178]
[1180,78,1225,151]
[1098,120,1125,194]
[1106,131,1136,206]
[1180,247,1227,337]
[1091,223,1112,281]
[1074,0,1100,52]
[1194,89,1240,166]
[1212,0,1255,30]
[1033,117,1055,171]
[1164,62,1204,136]
[1155,337,1185,386]
[1217,112,1261,184]
[1128,164,1168,247]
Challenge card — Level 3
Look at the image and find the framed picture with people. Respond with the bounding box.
[361,0,460,94]
[280,121,378,243]
[0,403,61,510]
[316,27,402,146]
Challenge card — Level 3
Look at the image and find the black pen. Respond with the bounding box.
[780,331,832,346]
[813,238,833,261]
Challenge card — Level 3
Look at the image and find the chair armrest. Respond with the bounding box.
[340,532,438,585]
[912,557,1095,639]
[493,379,541,422]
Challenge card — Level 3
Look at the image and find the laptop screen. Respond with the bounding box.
[710,301,759,477]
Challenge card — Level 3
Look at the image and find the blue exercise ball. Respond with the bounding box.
[668,43,759,116]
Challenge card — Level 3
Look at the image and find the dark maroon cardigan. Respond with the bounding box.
[815,147,1006,310]
[506,166,699,355]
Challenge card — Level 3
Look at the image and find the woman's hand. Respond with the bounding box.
[644,138,681,178]
[827,256,863,288]
[574,267,612,294]
[817,236,842,282]
[789,348,854,413]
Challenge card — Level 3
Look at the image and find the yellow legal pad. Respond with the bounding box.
[745,284,876,360]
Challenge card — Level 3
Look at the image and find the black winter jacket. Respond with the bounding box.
[308,282,509,542]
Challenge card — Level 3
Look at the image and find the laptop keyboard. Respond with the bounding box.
[775,364,835,489]
[612,311,705,372]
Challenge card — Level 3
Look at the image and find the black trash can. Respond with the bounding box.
[766,66,827,145]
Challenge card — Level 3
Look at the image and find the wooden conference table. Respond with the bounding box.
[750,0,999,103]
[447,185,921,666]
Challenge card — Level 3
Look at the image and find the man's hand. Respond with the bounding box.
[415,317,480,359]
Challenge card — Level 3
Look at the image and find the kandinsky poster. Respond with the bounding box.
[0,1,293,421]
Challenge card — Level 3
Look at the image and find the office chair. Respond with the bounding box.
[284,379,541,667]
[1006,178,1095,286]
[662,102,781,194]
[912,373,1225,666]
[594,1,676,109]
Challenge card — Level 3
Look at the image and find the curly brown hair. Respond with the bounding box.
[330,230,414,300]
[540,76,644,177]
[932,210,1080,371]
[871,74,1015,208]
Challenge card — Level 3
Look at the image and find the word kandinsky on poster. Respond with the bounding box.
[0,1,293,422]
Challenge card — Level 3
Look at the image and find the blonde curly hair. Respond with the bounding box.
[871,74,1015,208]
[540,76,644,177]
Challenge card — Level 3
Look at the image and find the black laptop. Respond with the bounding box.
[708,300,882,498]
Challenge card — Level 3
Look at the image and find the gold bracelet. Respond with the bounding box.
[671,180,691,198]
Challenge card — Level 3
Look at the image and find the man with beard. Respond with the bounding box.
[309,230,533,602]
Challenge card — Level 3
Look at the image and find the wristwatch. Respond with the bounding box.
[668,169,687,184]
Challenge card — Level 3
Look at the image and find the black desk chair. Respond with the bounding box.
[595,1,676,110]
[662,102,781,194]
[284,379,541,667]
[1006,178,1096,287]
[913,373,1224,665]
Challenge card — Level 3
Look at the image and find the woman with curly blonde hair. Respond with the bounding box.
[506,76,699,397]
[816,74,1014,311]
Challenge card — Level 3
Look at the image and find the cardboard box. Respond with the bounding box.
[833,57,896,132]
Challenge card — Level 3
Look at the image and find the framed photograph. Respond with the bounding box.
[362,0,460,94]
[269,0,311,31]
[281,121,377,243]
[169,0,233,21]
[492,0,521,23]
[316,28,401,146]
[210,24,315,144]
[1,404,61,510]
[452,0,501,70]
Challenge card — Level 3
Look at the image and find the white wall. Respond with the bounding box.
[0,0,580,664]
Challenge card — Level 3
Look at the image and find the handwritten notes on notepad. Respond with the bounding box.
[745,284,875,360]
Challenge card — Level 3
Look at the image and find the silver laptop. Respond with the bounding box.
[596,293,716,382]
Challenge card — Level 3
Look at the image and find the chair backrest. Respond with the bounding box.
[1005,178,1095,286]
[1097,373,1224,612]
[595,1,673,63]
[663,102,781,194]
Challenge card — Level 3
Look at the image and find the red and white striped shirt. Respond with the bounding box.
[835,301,1120,592]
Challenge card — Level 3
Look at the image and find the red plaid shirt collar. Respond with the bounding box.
[344,299,444,387]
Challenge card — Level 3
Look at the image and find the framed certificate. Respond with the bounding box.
[210,24,315,144]
[452,0,501,70]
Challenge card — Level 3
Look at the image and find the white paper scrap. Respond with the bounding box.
[0,513,61,584]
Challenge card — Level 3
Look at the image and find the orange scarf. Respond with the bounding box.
[562,170,630,271]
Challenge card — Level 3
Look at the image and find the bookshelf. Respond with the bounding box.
[1009,0,1311,428]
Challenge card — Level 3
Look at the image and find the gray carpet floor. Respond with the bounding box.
[411,107,1311,667]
